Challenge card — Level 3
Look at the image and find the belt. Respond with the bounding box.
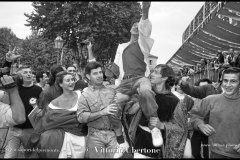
[123,74,143,80]
[89,127,114,131]
[98,128,114,131]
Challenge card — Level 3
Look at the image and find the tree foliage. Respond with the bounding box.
[25,1,142,69]
[0,27,21,66]
[18,31,60,72]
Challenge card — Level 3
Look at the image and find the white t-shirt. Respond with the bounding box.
[48,90,86,158]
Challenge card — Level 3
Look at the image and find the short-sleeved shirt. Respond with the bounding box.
[0,102,16,128]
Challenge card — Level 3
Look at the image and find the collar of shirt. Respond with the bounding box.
[88,84,105,91]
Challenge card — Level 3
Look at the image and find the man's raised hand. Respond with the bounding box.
[6,46,21,62]
[142,2,151,11]
[142,2,151,20]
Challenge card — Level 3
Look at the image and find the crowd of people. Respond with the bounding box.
[180,48,240,84]
[0,1,240,159]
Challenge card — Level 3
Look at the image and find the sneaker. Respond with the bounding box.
[113,141,129,158]
[151,127,163,147]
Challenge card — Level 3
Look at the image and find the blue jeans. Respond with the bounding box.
[116,76,158,119]
[4,127,34,158]
[85,128,118,158]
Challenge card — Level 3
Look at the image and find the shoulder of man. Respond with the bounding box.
[33,84,43,89]
[203,94,222,102]
[33,84,43,93]
[82,86,90,93]
[81,87,94,98]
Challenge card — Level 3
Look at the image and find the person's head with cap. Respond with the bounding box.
[150,64,176,91]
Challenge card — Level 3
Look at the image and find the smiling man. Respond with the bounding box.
[190,67,240,158]
[77,61,129,158]
[4,65,42,158]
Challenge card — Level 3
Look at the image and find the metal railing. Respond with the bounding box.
[188,67,222,84]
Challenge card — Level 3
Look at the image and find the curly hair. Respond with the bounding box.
[154,64,176,90]
[55,71,70,85]
[84,61,102,76]
[48,65,65,86]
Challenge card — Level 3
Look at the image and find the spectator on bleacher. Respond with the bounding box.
[232,50,240,67]
[200,59,207,78]
[215,50,224,66]
[209,59,215,81]
[183,66,189,76]
[193,65,197,74]
[227,48,234,66]
[196,63,201,80]
[206,59,210,78]
[188,66,195,76]
[214,51,225,81]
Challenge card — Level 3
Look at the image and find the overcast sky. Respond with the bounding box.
[0,1,204,64]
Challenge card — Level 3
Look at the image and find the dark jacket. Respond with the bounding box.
[26,107,87,158]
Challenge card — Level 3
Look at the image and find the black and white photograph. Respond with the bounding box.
[0,1,240,159]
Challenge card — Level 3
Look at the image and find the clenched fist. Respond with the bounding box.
[142,2,151,11]
[100,104,118,116]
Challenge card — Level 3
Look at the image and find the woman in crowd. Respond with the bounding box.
[25,65,66,133]
[133,64,193,158]
[26,71,87,158]
[37,64,65,111]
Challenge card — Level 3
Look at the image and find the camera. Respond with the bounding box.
[0,67,22,89]
[0,67,10,77]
